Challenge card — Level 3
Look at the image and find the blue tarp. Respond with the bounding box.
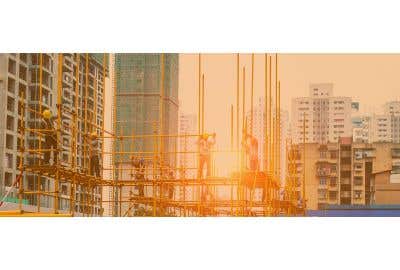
[307,205,400,217]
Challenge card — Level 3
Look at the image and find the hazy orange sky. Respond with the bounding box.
[178,54,400,175]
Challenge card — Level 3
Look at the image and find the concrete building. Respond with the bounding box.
[0,54,108,215]
[114,54,179,168]
[352,113,400,144]
[372,147,400,204]
[293,137,400,210]
[291,83,352,144]
[384,101,400,115]
[352,101,400,144]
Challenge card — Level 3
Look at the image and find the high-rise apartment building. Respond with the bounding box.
[352,101,400,144]
[384,101,400,115]
[114,54,179,167]
[0,54,108,215]
[291,83,352,144]
[248,97,289,182]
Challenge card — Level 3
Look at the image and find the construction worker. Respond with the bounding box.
[132,157,145,196]
[197,132,216,179]
[41,109,58,165]
[244,134,259,171]
[84,132,101,178]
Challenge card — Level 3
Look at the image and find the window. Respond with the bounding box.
[4,172,13,187]
[319,178,327,185]
[7,96,15,112]
[330,178,337,187]
[8,58,16,75]
[6,134,13,150]
[6,115,14,131]
[7,77,15,93]
[354,177,363,186]
[5,153,13,169]
[354,163,363,170]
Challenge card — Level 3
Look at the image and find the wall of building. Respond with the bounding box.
[291,83,352,144]
[115,54,179,169]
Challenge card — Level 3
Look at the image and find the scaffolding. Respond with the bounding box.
[0,53,303,217]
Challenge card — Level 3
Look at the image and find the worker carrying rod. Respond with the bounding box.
[41,109,59,165]
[197,132,216,179]
[84,132,101,178]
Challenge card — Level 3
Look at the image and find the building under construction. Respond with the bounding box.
[0,53,304,217]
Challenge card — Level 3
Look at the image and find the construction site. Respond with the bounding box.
[0,53,304,217]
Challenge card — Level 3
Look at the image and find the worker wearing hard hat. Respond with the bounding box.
[90,132,101,177]
[84,132,101,178]
[197,132,216,179]
[41,109,58,165]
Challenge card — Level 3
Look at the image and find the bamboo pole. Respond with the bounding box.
[303,112,306,212]
[268,55,272,174]
[37,53,43,212]
[55,53,63,214]
[202,74,205,134]
[250,53,254,136]
[236,54,240,165]
[264,53,268,215]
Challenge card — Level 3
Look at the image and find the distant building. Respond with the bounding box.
[291,83,352,144]
[383,101,400,115]
[351,101,400,144]
[247,97,289,182]
[293,138,400,210]
[114,54,179,169]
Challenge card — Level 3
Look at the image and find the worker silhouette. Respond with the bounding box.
[41,109,58,165]
[197,133,216,179]
[243,133,259,171]
[131,157,145,196]
[83,132,101,178]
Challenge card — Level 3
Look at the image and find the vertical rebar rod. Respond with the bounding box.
[250,53,254,136]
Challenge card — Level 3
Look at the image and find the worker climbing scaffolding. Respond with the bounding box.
[84,132,101,178]
[197,133,216,179]
[41,109,58,165]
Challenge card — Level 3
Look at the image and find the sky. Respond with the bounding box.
[178,54,400,175]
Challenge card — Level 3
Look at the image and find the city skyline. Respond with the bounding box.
[1,53,400,217]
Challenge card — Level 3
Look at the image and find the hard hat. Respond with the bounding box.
[43,110,52,119]
[90,132,97,138]
[204,133,209,139]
